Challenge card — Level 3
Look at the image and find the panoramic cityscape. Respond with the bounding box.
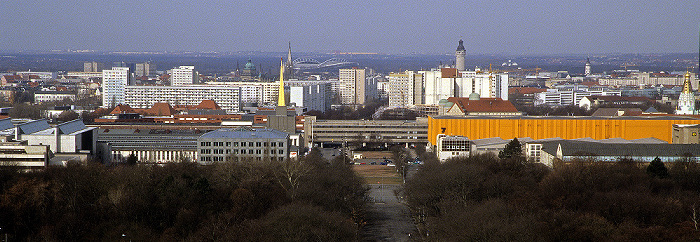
[0,0,699,241]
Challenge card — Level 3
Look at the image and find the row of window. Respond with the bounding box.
[201,141,285,147]
[200,149,285,155]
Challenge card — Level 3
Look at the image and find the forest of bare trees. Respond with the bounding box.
[0,149,367,241]
[403,154,700,241]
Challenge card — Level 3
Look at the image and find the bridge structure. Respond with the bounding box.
[292,57,357,70]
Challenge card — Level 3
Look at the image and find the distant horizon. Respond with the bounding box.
[0,49,698,57]
[1,0,698,55]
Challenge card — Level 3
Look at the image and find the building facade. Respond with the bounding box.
[197,127,290,164]
[388,71,423,107]
[102,67,131,107]
[339,68,376,105]
[171,66,198,86]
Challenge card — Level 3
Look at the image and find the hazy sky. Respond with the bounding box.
[0,0,698,55]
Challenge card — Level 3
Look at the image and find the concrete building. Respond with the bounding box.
[306,118,428,148]
[339,68,376,105]
[125,85,244,113]
[388,71,423,107]
[197,127,290,164]
[97,128,203,163]
[171,66,199,86]
[534,85,621,106]
[672,124,700,144]
[288,81,331,112]
[83,61,105,72]
[16,71,56,80]
[135,61,157,77]
[34,91,76,103]
[599,72,699,89]
[435,135,470,161]
[421,68,509,105]
[102,67,131,107]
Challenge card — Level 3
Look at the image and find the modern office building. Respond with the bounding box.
[171,66,198,86]
[197,127,290,164]
[102,67,131,107]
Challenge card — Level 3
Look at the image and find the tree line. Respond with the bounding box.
[0,149,367,241]
[403,153,700,241]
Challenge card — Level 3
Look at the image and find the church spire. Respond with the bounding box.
[287,42,293,65]
[278,58,286,107]
[683,71,693,94]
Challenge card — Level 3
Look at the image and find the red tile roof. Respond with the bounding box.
[194,100,221,110]
[441,68,458,78]
[110,104,137,114]
[447,97,518,113]
[146,103,176,116]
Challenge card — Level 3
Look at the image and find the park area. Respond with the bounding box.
[353,164,402,184]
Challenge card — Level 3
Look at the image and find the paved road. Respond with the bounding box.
[361,184,417,241]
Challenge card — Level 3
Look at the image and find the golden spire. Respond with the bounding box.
[278,58,286,107]
[682,71,692,94]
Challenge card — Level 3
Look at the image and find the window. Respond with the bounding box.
[279,149,284,155]
[256,142,262,147]
[271,142,276,147]
[271,150,276,154]
[241,150,246,154]
[256,150,262,154]
[278,142,284,147]
[263,142,268,147]
[226,142,231,146]
[232,142,239,147]
[241,142,246,147]
[249,142,254,147]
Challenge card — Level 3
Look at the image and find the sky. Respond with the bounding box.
[0,0,698,55]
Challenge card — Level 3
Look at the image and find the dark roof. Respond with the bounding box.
[592,108,643,117]
[539,140,700,157]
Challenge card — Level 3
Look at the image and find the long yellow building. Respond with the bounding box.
[428,116,700,145]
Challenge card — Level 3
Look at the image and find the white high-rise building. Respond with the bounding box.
[388,71,423,107]
[171,66,198,86]
[339,68,375,105]
[584,58,591,76]
[102,67,131,107]
[125,85,247,113]
[419,68,509,105]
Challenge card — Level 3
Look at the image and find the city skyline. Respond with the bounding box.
[0,0,698,55]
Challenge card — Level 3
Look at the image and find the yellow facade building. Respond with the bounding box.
[428,116,700,145]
